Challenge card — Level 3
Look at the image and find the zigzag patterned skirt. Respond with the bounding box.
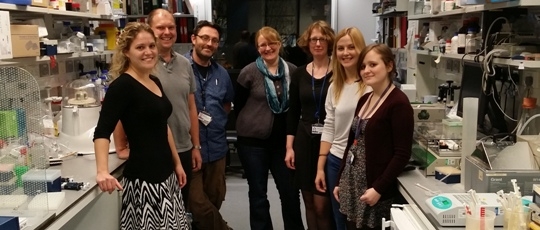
[120,173,189,230]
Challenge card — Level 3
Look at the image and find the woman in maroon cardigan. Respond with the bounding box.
[333,43,414,230]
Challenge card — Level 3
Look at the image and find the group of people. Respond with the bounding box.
[92,7,414,230]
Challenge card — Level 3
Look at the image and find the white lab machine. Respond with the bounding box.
[425,193,504,227]
[57,79,115,154]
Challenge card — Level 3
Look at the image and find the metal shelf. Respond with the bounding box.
[408,0,539,20]
[0,2,113,20]
[118,13,195,19]
[373,7,407,17]
[0,51,114,66]
[412,49,540,69]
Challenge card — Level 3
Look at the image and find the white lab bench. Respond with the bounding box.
[396,169,504,230]
[19,154,126,230]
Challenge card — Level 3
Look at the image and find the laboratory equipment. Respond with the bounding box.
[457,62,508,135]
[0,66,52,218]
[426,193,504,226]
[57,79,115,154]
[464,141,540,196]
[412,103,446,122]
[412,122,461,176]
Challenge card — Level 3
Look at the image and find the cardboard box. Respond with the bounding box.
[31,0,49,7]
[10,25,40,58]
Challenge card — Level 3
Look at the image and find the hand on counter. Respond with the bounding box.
[175,165,187,189]
[96,172,123,194]
[192,148,202,172]
[360,188,381,207]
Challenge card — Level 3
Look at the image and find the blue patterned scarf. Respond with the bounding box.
[255,57,290,114]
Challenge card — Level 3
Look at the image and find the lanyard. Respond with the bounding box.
[195,66,210,111]
[355,83,392,141]
[311,61,330,123]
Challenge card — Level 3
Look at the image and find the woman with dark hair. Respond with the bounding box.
[334,43,413,230]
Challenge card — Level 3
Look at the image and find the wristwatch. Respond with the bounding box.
[194,145,202,150]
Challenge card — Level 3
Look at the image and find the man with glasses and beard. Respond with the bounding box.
[184,20,235,230]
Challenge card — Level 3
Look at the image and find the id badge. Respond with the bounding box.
[311,123,324,135]
[198,111,212,126]
[347,153,355,165]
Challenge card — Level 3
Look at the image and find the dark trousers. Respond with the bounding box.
[237,144,304,230]
[179,150,193,211]
[189,157,229,230]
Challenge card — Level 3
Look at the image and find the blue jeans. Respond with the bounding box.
[326,153,347,230]
[237,144,304,230]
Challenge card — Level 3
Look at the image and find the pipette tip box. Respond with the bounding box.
[435,166,461,184]
[0,216,19,230]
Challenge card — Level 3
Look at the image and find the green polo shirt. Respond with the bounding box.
[153,51,197,152]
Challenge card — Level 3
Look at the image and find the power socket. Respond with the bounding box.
[39,63,50,77]
[65,60,74,73]
[446,59,453,71]
[453,60,460,74]
[50,62,59,75]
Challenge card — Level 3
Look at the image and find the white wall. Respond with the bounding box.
[334,0,378,44]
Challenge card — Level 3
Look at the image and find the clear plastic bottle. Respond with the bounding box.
[69,28,87,53]
[450,33,458,54]
[465,28,476,54]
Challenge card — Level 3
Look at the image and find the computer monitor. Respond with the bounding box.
[457,62,508,135]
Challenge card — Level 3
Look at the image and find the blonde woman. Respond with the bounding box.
[234,26,304,230]
[314,27,369,230]
[93,22,188,229]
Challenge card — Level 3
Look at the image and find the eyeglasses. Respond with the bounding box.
[258,42,279,49]
[196,35,219,44]
[309,37,327,44]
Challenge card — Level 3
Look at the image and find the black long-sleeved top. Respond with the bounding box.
[93,73,174,183]
[286,66,332,136]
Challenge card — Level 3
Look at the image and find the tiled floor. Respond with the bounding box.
[221,172,307,230]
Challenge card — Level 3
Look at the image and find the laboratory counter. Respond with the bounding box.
[397,169,503,230]
[27,154,125,230]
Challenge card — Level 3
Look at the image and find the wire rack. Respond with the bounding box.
[0,66,51,218]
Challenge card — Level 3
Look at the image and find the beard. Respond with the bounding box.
[195,46,214,62]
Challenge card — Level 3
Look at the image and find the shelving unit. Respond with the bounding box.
[408,0,540,20]
[0,2,112,20]
[120,13,195,19]
[0,51,114,66]
[412,50,540,69]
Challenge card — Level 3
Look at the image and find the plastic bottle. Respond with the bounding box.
[445,39,452,54]
[450,33,458,54]
[465,28,476,54]
[457,20,469,54]
[94,24,118,50]
[68,29,87,53]
[414,35,420,50]
[419,23,430,44]
[439,38,446,54]
[424,0,432,14]
[444,0,455,11]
